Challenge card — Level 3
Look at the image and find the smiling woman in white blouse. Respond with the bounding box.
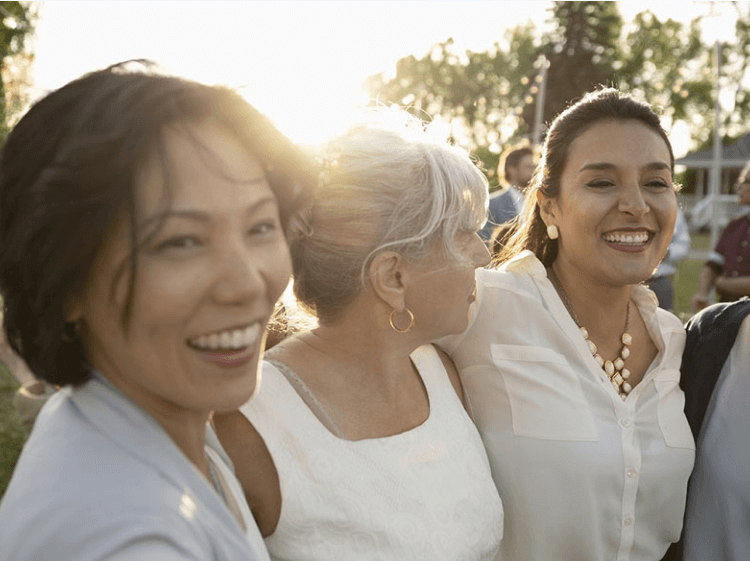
[441,89,694,561]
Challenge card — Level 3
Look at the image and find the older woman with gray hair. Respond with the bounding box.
[215,111,504,560]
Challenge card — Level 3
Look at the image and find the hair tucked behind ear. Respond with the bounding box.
[290,109,489,324]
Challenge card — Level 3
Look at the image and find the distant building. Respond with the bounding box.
[676,133,750,231]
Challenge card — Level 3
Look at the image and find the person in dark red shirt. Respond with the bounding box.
[692,160,750,312]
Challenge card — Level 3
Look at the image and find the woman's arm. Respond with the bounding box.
[213,411,281,537]
[436,347,469,412]
[692,264,719,312]
[714,274,750,298]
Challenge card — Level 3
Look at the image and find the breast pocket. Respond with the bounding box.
[654,369,695,450]
[491,344,598,441]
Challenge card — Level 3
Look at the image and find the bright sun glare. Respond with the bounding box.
[31,1,741,153]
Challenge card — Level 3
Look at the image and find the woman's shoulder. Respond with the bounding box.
[0,437,206,561]
[478,251,547,300]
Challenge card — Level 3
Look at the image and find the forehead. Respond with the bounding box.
[136,119,270,215]
[565,119,671,172]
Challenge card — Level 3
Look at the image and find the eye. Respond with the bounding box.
[585,179,616,189]
[249,221,279,237]
[156,235,201,252]
[644,179,670,190]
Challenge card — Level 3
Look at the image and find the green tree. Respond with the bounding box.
[363,26,541,178]
[364,2,731,172]
[526,1,623,129]
[0,2,36,142]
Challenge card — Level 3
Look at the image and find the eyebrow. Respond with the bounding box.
[140,194,277,230]
[579,161,671,172]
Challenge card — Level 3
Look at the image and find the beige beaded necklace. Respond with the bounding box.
[547,268,634,399]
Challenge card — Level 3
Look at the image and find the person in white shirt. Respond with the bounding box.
[215,112,505,561]
[0,63,316,561]
[441,88,694,561]
[646,208,690,311]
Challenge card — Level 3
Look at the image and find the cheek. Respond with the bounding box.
[262,241,293,302]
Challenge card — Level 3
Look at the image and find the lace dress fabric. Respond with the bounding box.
[241,344,504,561]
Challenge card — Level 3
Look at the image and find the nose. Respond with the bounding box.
[212,242,265,305]
[471,233,492,268]
[618,180,650,218]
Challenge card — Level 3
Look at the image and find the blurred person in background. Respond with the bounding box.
[647,207,690,311]
[692,160,750,312]
[477,144,536,243]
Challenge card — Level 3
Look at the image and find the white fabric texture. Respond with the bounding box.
[683,315,750,561]
[652,208,690,277]
[0,375,269,561]
[440,251,695,561]
[242,344,504,561]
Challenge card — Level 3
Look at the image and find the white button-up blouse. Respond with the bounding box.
[441,251,695,561]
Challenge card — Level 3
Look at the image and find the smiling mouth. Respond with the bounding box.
[602,230,653,246]
[188,323,262,352]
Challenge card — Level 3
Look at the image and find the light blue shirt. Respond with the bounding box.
[683,316,750,561]
[0,376,267,561]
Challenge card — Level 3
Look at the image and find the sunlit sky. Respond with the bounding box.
[30,1,742,155]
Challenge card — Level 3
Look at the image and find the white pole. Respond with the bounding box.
[710,41,722,251]
[532,57,549,147]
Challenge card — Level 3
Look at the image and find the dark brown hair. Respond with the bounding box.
[0,61,315,386]
[495,88,675,268]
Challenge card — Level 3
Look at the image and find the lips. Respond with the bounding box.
[601,229,653,252]
[186,323,264,367]
[188,323,261,351]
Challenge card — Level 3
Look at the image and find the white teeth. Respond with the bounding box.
[603,232,649,244]
[189,324,261,351]
[220,332,232,348]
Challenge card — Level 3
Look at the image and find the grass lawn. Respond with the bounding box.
[0,360,25,500]
[672,232,709,323]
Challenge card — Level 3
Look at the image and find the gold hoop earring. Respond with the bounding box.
[547,224,559,240]
[388,308,415,333]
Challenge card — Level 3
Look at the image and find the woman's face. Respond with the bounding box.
[70,119,292,420]
[407,230,490,339]
[542,119,677,287]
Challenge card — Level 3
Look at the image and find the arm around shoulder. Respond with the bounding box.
[213,410,281,537]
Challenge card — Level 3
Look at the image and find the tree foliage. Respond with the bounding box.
[364,1,743,175]
[0,2,36,142]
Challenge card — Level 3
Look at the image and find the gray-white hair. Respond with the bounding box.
[290,109,489,323]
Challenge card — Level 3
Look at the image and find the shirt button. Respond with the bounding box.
[742,241,748,247]
[619,418,631,428]
[737,256,743,262]
[733,271,740,277]
[624,516,633,527]
[627,468,637,478]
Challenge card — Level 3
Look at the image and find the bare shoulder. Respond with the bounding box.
[212,410,281,537]
[435,346,467,409]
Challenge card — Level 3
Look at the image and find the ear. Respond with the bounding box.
[536,190,559,227]
[367,251,408,312]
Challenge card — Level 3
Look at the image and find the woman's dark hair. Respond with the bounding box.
[495,87,675,268]
[0,61,315,386]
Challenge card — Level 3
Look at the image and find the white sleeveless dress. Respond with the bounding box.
[241,344,504,561]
